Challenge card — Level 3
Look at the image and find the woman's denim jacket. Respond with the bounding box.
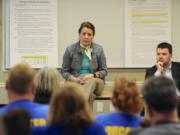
[61,42,107,80]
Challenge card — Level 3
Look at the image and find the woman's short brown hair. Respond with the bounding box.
[78,21,95,35]
[112,78,143,115]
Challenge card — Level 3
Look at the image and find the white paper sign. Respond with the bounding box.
[125,0,171,67]
[6,0,58,68]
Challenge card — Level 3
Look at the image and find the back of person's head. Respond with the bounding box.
[143,76,177,114]
[48,82,93,134]
[157,42,172,54]
[112,78,143,115]
[2,108,31,135]
[34,66,61,104]
[6,62,35,95]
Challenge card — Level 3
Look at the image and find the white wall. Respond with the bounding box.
[58,0,124,67]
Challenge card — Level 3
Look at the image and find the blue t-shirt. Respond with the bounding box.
[0,100,48,126]
[96,112,143,135]
[32,122,106,135]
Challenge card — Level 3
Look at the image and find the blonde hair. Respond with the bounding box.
[34,67,61,92]
[48,82,93,134]
[112,78,143,115]
[34,67,61,104]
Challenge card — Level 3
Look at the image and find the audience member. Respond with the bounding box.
[0,62,48,126]
[96,78,143,135]
[129,76,180,135]
[1,108,31,135]
[32,82,106,135]
[34,66,61,104]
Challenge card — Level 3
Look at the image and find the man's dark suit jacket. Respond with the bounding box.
[145,61,180,92]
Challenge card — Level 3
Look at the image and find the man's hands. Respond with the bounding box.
[156,61,164,72]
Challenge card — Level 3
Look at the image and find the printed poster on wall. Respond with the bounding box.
[125,0,171,67]
[5,0,58,68]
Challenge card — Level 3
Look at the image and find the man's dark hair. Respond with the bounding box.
[157,42,172,54]
[143,76,177,113]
